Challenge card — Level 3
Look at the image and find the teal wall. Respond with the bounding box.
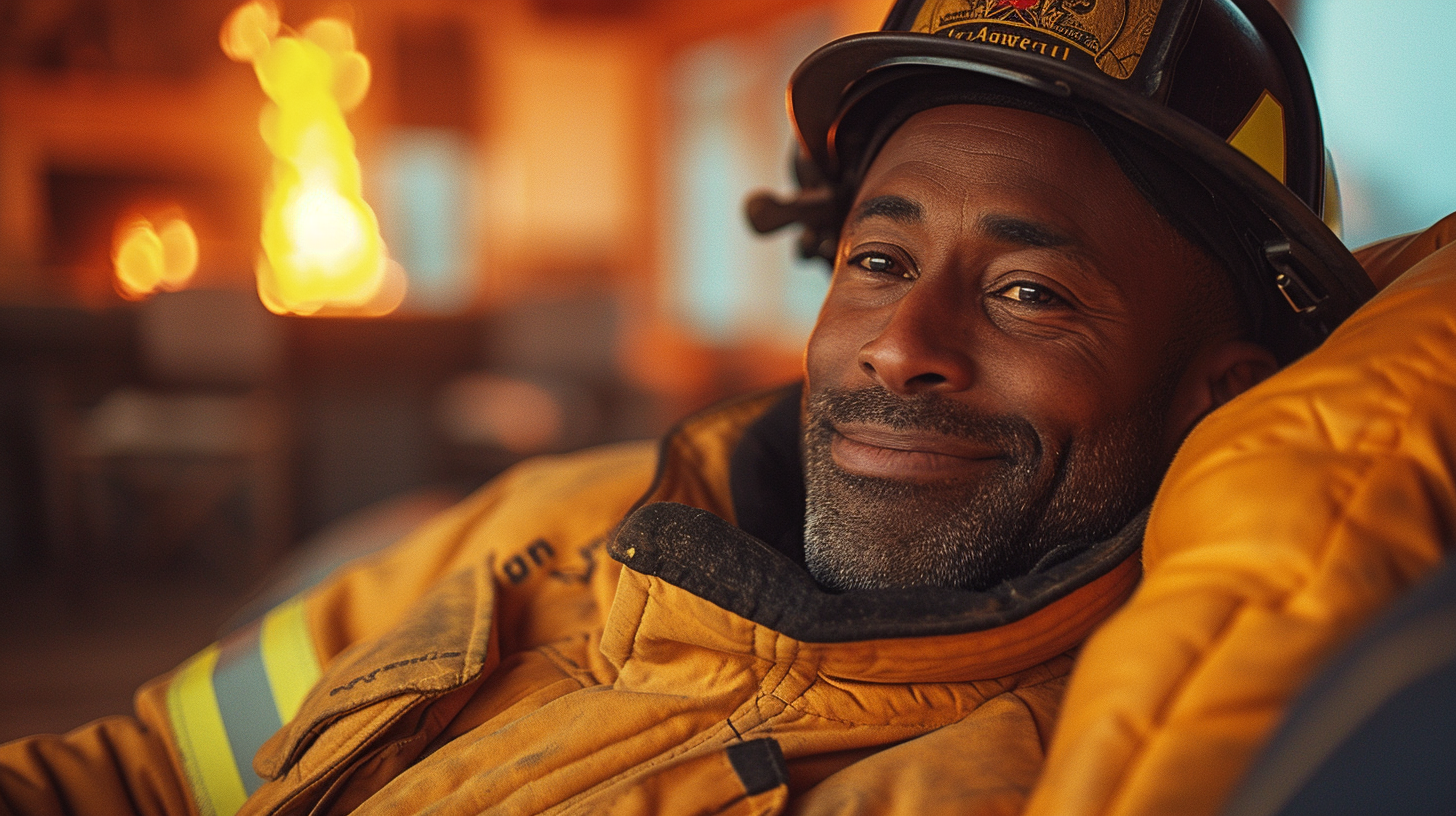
[1299,3,1456,248]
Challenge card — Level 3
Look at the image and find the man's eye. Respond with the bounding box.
[850,252,911,279]
[994,282,1060,305]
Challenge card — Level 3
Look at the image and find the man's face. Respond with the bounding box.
[802,104,1220,592]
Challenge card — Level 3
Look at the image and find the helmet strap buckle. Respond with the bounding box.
[1265,238,1328,314]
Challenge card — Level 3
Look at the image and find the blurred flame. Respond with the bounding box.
[222,1,399,316]
[113,215,199,300]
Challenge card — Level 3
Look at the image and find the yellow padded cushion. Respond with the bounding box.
[1027,218,1456,816]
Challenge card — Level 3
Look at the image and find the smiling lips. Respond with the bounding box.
[830,423,1004,481]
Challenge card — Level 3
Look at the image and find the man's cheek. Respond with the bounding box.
[981,350,1103,425]
[804,311,865,389]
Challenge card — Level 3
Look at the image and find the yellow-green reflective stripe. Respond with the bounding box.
[212,627,277,796]
[166,595,323,815]
[165,646,248,816]
[259,596,322,722]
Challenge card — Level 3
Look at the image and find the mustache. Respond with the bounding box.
[806,387,1042,462]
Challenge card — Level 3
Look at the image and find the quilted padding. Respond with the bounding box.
[1027,216,1456,816]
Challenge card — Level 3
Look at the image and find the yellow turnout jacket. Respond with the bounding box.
[2,215,1454,816]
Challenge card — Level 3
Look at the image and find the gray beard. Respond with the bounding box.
[801,387,1169,592]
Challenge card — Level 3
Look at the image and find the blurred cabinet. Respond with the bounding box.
[36,290,289,579]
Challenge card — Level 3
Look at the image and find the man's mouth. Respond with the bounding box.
[829,423,1005,481]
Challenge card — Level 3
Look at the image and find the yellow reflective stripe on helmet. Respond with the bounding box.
[165,645,249,816]
[259,596,322,721]
[1322,149,1344,240]
[1228,89,1287,184]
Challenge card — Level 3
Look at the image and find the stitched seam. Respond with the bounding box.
[759,632,800,700]
[763,695,943,734]
[1005,690,1052,755]
[539,639,595,688]
[616,578,652,670]
[772,674,975,730]
[539,640,582,672]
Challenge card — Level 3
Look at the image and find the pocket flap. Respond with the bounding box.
[255,563,498,779]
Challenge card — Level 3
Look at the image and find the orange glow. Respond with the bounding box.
[222,1,397,316]
[112,214,199,300]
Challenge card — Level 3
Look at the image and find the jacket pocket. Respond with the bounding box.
[241,563,499,815]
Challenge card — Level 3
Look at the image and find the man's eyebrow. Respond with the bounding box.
[979,214,1072,249]
[851,195,923,225]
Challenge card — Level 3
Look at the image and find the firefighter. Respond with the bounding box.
[3,2,1452,815]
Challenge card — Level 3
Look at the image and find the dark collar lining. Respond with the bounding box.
[611,501,1145,642]
[728,385,807,567]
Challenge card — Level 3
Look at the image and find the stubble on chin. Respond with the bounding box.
[800,388,1046,591]
[800,386,1166,592]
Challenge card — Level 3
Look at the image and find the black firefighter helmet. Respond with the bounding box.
[746,0,1376,362]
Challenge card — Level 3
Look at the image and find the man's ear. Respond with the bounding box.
[1163,340,1280,451]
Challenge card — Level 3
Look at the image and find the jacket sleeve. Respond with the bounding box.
[0,708,190,816]
[0,488,498,816]
[1025,215,1456,816]
[0,441,652,816]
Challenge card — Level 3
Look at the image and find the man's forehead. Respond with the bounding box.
[850,104,1143,242]
[867,104,1108,175]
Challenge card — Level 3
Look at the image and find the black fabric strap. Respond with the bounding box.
[726,738,789,797]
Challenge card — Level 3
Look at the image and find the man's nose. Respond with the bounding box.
[857,283,975,396]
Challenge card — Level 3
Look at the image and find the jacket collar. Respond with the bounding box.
[626,388,786,525]
[610,386,1145,679]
